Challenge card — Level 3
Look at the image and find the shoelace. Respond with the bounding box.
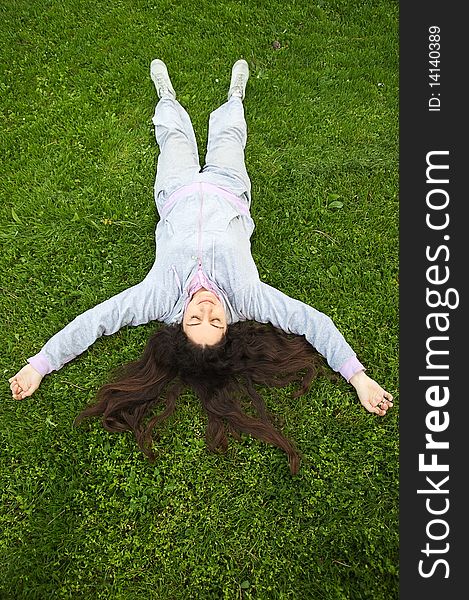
[155,75,169,93]
[230,77,244,97]
[232,75,245,89]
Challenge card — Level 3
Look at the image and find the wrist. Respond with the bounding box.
[339,356,366,382]
[349,370,367,387]
[27,353,52,377]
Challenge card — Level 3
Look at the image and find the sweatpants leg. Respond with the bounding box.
[200,96,252,206]
[152,97,201,215]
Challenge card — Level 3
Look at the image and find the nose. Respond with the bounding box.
[198,303,214,317]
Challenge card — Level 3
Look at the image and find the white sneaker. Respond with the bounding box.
[228,59,249,100]
[150,59,176,99]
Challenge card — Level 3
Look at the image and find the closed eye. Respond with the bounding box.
[186,316,224,330]
[186,323,225,329]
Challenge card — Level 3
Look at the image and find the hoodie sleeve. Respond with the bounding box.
[27,275,171,375]
[239,282,365,380]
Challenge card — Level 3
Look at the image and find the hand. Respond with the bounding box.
[8,364,44,400]
[349,371,394,416]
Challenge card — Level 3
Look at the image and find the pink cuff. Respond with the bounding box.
[339,356,366,382]
[27,354,53,377]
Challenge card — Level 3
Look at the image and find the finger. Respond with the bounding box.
[17,381,30,394]
[374,389,387,406]
[378,401,393,415]
[374,390,394,409]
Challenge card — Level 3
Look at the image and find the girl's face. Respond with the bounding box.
[182,288,227,346]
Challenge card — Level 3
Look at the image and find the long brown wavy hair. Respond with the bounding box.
[75,321,336,474]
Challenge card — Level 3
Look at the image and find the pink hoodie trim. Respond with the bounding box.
[184,267,221,309]
[28,353,53,377]
[161,182,250,219]
[339,356,366,382]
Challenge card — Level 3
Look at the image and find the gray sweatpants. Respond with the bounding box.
[152,96,251,217]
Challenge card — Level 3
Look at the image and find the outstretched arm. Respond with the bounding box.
[7,272,172,398]
[241,282,361,375]
[240,282,395,416]
[349,370,394,416]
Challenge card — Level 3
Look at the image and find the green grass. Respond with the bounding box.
[0,0,399,598]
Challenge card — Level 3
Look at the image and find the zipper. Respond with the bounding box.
[197,182,204,269]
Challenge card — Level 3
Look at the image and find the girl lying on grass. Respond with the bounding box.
[9,59,393,474]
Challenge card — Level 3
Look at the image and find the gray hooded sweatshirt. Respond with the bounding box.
[28,182,364,381]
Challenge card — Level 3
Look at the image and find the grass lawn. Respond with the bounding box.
[1,0,399,598]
